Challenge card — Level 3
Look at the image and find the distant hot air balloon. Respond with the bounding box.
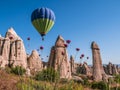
[80,56,82,59]
[31,7,55,40]
[81,54,84,57]
[66,40,71,44]
[40,46,44,50]
[27,37,30,41]
[76,48,80,51]
[87,57,89,59]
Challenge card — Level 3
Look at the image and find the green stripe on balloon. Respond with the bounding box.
[32,18,54,35]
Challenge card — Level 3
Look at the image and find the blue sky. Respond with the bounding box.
[0,0,120,64]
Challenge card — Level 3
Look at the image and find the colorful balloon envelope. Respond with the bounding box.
[31,7,55,40]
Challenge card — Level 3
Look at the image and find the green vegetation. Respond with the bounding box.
[34,67,59,82]
[1,67,120,90]
[91,81,108,90]
[11,66,26,75]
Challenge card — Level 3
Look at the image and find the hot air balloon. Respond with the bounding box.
[66,40,71,44]
[76,48,80,51]
[40,46,44,50]
[31,7,55,40]
[27,37,30,41]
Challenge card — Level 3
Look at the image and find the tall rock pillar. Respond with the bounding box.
[91,41,106,81]
[1,38,10,66]
[70,55,75,74]
[48,35,71,79]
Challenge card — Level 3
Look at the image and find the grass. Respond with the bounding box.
[1,68,120,90]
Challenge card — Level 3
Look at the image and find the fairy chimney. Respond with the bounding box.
[82,62,92,76]
[0,35,3,53]
[91,41,106,81]
[48,35,71,79]
[70,55,75,73]
[0,27,27,68]
[112,64,119,75]
[27,50,43,72]
[105,62,119,75]
[1,38,10,67]
[107,62,113,75]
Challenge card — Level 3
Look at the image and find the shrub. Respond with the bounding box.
[83,78,90,86]
[35,67,59,82]
[91,81,108,89]
[114,74,120,84]
[11,66,26,75]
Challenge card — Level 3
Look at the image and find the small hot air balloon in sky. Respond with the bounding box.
[81,54,84,57]
[27,37,30,41]
[31,7,55,41]
[66,40,71,44]
[76,48,80,51]
[40,46,44,50]
[87,57,89,59]
[80,56,82,59]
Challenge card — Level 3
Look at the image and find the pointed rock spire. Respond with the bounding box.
[70,55,75,73]
[91,41,107,81]
[5,27,21,41]
[55,35,65,47]
[27,50,43,73]
[0,27,27,68]
[48,35,71,79]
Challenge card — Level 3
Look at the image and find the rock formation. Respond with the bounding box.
[0,56,5,67]
[107,62,113,75]
[27,50,43,73]
[104,62,119,75]
[112,64,119,75]
[0,35,4,55]
[70,55,75,74]
[0,27,27,68]
[48,35,71,79]
[82,62,92,76]
[91,41,107,81]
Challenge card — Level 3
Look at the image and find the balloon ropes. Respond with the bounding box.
[31,7,55,41]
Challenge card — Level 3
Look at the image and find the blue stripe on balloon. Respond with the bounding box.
[31,7,55,22]
[45,8,49,19]
[39,7,45,18]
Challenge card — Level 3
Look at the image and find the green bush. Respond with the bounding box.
[35,67,59,82]
[114,74,120,84]
[11,66,26,75]
[91,81,108,89]
[83,78,90,86]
